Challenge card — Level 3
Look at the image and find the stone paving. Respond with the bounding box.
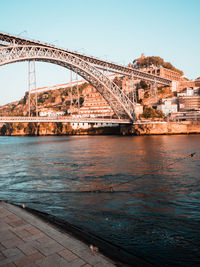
[0,201,116,267]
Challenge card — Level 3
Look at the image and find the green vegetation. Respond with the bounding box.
[0,122,73,136]
[26,122,38,135]
[157,86,173,98]
[140,80,148,90]
[53,122,63,135]
[38,95,45,104]
[61,88,69,97]
[134,56,183,75]
[143,106,164,119]
[113,76,123,89]
[78,82,88,94]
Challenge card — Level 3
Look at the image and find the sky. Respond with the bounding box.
[0,0,200,105]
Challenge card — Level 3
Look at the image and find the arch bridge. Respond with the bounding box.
[0,32,172,122]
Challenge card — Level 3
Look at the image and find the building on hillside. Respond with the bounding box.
[177,88,195,97]
[39,110,66,117]
[132,53,145,66]
[178,80,196,90]
[122,77,140,93]
[133,54,182,82]
[68,87,117,129]
[170,111,200,121]
[145,67,182,82]
[157,98,178,115]
[195,78,200,87]
[69,88,114,118]
[178,96,200,111]
[70,122,119,130]
[134,104,143,118]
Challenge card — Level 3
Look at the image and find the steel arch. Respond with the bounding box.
[0,32,171,86]
[0,45,135,121]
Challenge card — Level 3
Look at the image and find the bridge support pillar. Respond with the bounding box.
[69,70,80,115]
[149,81,158,105]
[28,60,38,116]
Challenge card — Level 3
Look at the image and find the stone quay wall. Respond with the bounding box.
[120,121,200,135]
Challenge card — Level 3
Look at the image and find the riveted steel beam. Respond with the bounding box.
[0,32,171,86]
[0,45,135,121]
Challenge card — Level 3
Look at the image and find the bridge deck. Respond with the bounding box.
[0,117,131,124]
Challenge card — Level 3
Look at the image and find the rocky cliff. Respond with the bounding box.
[0,122,120,136]
[120,121,200,135]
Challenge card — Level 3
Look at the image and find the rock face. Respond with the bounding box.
[120,121,200,135]
[1,122,200,136]
[0,123,120,136]
[0,83,89,117]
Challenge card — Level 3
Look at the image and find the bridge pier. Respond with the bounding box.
[28,60,38,117]
[149,81,158,105]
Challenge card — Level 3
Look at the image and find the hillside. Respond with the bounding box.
[0,82,89,116]
[133,55,183,75]
[0,74,173,119]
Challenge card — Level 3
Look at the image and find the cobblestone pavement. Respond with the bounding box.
[0,201,116,267]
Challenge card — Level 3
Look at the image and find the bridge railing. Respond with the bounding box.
[0,116,132,124]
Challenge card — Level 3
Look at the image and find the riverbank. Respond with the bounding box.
[120,121,200,135]
[0,201,116,266]
[0,201,152,266]
[1,136,199,266]
[1,121,200,136]
[0,122,120,136]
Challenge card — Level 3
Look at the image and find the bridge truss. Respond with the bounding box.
[0,45,135,120]
[0,32,172,122]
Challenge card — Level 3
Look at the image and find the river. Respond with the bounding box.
[0,135,199,266]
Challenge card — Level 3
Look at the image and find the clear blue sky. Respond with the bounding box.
[0,0,200,105]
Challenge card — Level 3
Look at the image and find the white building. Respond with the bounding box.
[177,88,194,97]
[71,122,119,130]
[135,104,143,116]
[157,99,178,115]
[39,110,66,117]
[69,88,114,118]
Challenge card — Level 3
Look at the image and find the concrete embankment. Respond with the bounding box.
[0,122,120,136]
[2,121,200,136]
[0,201,116,266]
[120,121,200,135]
[0,201,153,266]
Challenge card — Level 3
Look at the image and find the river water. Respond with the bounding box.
[0,135,200,266]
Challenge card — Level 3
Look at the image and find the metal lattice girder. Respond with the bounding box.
[150,81,158,104]
[0,45,136,121]
[0,32,171,86]
[28,60,38,116]
[0,116,131,124]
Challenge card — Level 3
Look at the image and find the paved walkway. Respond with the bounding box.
[0,201,116,267]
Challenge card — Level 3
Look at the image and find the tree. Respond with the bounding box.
[0,125,7,135]
[26,122,38,136]
[133,56,183,75]
[143,106,164,119]
[113,77,123,89]
[140,80,148,90]
[54,122,63,135]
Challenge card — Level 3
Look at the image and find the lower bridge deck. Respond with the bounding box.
[0,116,132,124]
